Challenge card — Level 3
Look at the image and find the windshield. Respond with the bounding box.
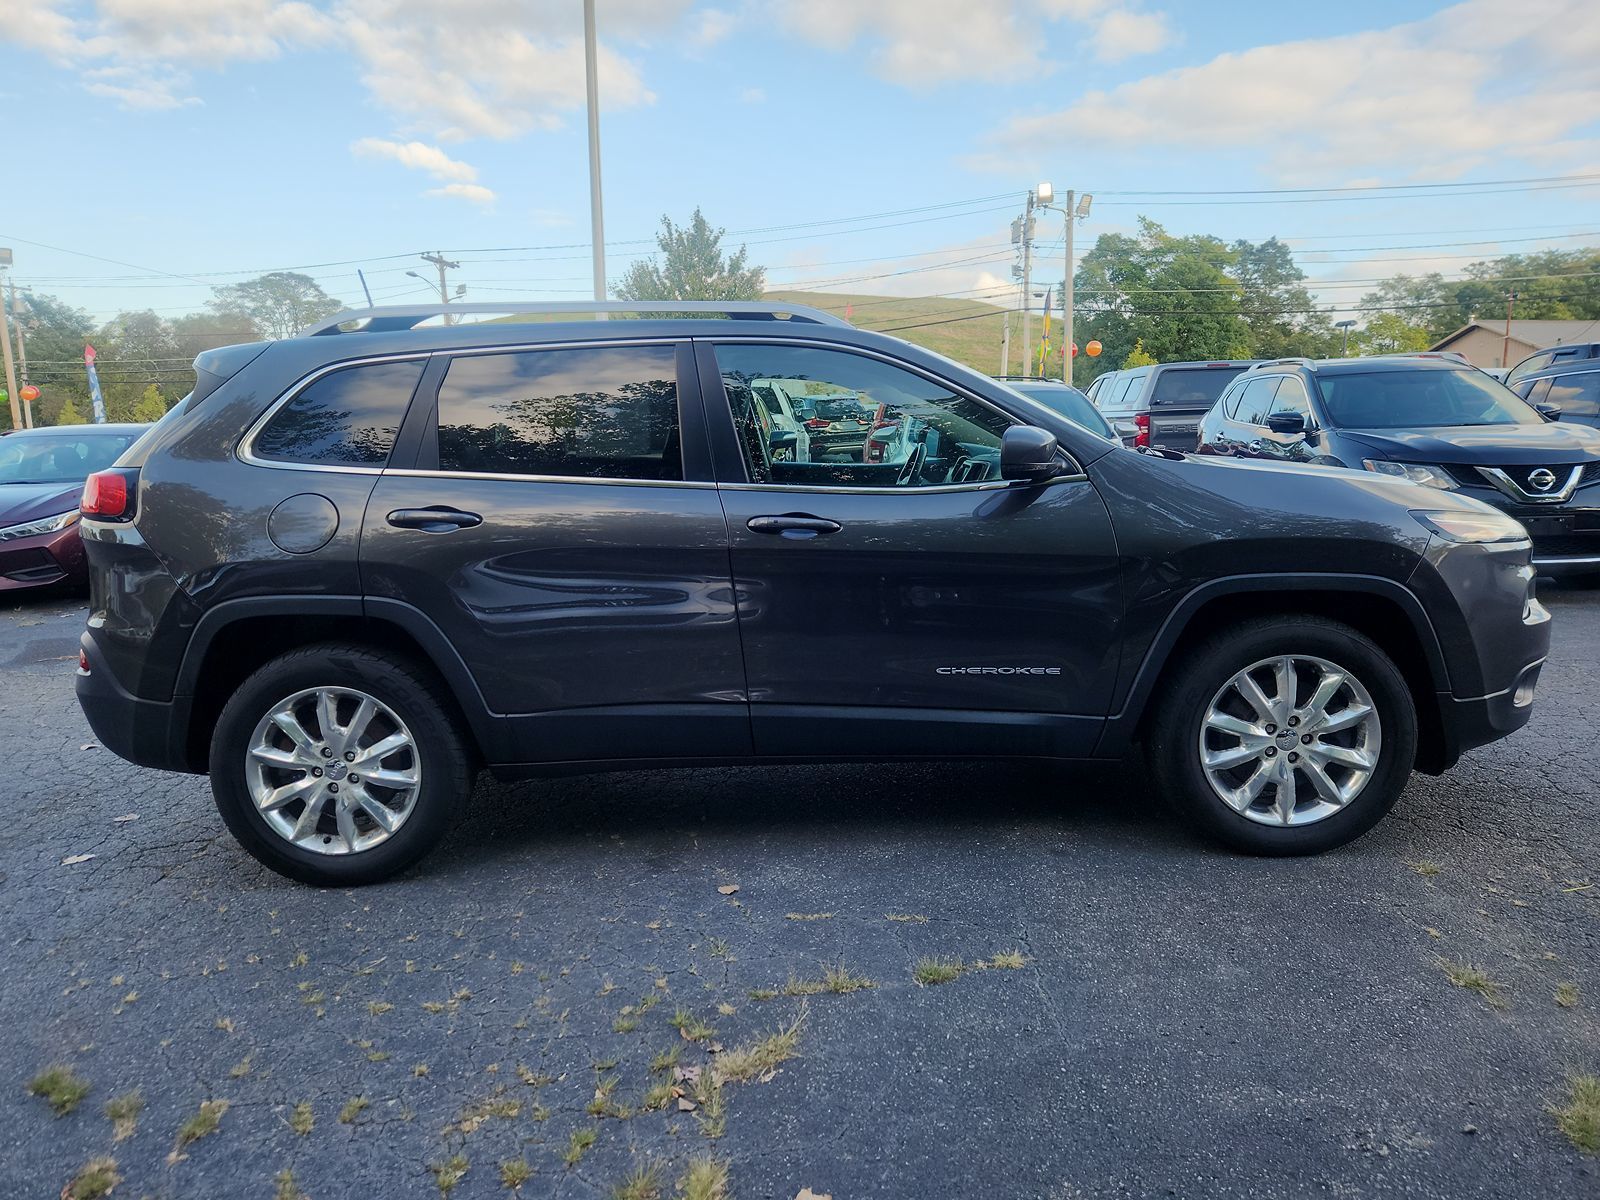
[1317,368,1544,428]
[0,432,140,485]
[1006,383,1115,440]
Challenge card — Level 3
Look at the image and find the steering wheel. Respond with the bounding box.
[896,441,927,486]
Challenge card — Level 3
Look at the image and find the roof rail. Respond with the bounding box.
[298,300,852,337]
[1248,357,1316,371]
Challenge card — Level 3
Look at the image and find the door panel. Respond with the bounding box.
[359,340,748,764]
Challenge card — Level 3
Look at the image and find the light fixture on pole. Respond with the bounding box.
[1034,186,1092,384]
[1335,319,1357,356]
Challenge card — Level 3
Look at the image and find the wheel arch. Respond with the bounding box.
[176,596,494,772]
[1099,574,1453,773]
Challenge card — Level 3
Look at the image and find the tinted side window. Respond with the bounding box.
[436,345,682,481]
[1219,380,1247,419]
[1234,377,1282,425]
[1270,376,1313,419]
[1545,371,1600,420]
[255,359,424,466]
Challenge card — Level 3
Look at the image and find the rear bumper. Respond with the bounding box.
[0,524,85,592]
[75,632,197,773]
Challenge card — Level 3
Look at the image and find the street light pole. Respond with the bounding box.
[0,252,21,432]
[1062,189,1075,385]
[1336,319,1356,356]
[10,280,32,427]
[1502,290,1519,369]
[1019,190,1035,379]
[584,0,607,310]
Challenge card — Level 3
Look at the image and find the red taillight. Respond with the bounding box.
[1133,412,1150,448]
[805,418,830,429]
[81,470,130,519]
[77,649,90,675]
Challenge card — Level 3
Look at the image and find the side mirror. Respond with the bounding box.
[1536,403,1563,421]
[1265,411,1306,435]
[769,430,799,453]
[1000,425,1060,482]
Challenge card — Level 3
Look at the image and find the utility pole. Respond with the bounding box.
[1502,290,1519,369]
[1062,190,1075,384]
[9,280,31,427]
[1000,313,1011,376]
[583,0,607,311]
[0,249,21,432]
[418,252,461,324]
[1018,191,1036,379]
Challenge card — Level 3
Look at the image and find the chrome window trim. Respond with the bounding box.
[381,468,718,490]
[237,350,433,474]
[700,334,1086,486]
[1477,464,1584,504]
[717,472,1088,496]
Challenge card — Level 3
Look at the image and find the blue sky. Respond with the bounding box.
[0,0,1596,324]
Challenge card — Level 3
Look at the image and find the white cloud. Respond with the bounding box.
[740,86,766,104]
[773,0,1172,84]
[988,0,1600,181]
[690,7,737,47]
[351,137,478,182]
[426,183,497,205]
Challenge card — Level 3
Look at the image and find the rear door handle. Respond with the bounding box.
[387,507,482,532]
[746,514,842,540]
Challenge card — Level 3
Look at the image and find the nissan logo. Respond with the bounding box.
[1527,468,1558,492]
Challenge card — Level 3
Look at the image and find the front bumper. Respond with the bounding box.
[1431,657,1544,772]
[0,523,85,592]
[76,632,197,773]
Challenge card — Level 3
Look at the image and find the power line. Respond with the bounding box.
[1095,171,1600,197]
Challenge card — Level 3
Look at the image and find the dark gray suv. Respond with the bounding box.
[76,302,1550,885]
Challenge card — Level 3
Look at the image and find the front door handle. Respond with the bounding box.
[387,507,482,533]
[746,514,842,540]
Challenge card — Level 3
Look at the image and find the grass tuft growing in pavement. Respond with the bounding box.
[1550,1073,1600,1154]
[63,1157,120,1200]
[289,1101,314,1135]
[716,1006,806,1084]
[914,956,964,986]
[670,1007,715,1042]
[1407,859,1443,877]
[431,1153,470,1195]
[275,1167,306,1200]
[679,1155,731,1200]
[1556,982,1581,1008]
[104,1089,143,1141]
[987,950,1028,970]
[500,1158,534,1190]
[612,1161,666,1200]
[27,1064,90,1116]
[564,1127,599,1167]
[173,1099,229,1155]
[1435,956,1508,1009]
[338,1096,369,1124]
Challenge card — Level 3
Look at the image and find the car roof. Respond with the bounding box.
[9,423,149,436]
[1254,357,1471,376]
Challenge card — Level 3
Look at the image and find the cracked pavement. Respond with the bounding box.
[1,586,1597,1199]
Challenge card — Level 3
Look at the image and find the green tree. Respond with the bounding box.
[210,271,341,339]
[1352,312,1432,356]
[131,384,169,423]
[613,209,766,302]
[1122,339,1158,368]
[56,396,87,425]
[6,292,95,426]
[1231,236,1335,358]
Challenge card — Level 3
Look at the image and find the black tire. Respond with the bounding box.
[1148,616,1417,855]
[209,643,474,885]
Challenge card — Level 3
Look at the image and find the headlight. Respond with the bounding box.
[0,510,79,542]
[1363,460,1458,490]
[1412,508,1530,544]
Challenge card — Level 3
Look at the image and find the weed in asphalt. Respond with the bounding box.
[1435,956,1508,1009]
[171,1099,229,1159]
[614,1012,641,1033]
[679,1155,731,1200]
[649,1046,681,1074]
[28,1064,90,1115]
[274,1167,306,1200]
[642,1081,674,1111]
[63,1156,120,1200]
[229,1056,252,1079]
[748,988,779,1002]
[368,1000,394,1016]
[103,1090,143,1141]
[500,1158,534,1190]
[1556,982,1581,1008]
[709,938,734,961]
[431,1153,470,1195]
[785,912,834,921]
[692,1073,726,1139]
[988,950,1028,970]
[612,1160,666,1200]
[1549,1073,1600,1154]
[717,1006,807,1084]
[214,1017,237,1033]
[289,1101,313,1135]
[1407,860,1443,877]
[886,913,928,923]
[338,1096,368,1124]
[452,1093,521,1133]
[671,1007,715,1042]
[564,1127,599,1167]
[914,956,964,986]
[587,1072,629,1119]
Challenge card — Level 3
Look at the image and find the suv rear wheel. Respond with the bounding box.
[209,644,473,885]
[1149,617,1417,854]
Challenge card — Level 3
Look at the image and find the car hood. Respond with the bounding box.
[0,481,82,527]
[1180,450,1508,516]
[1338,423,1600,464]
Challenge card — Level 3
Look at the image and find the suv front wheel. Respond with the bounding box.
[209,644,473,885]
[1150,617,1417,854]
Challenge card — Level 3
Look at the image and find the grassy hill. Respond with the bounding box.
[766,291,1013,375]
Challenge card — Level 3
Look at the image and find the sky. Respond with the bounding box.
[0,0,1597,326]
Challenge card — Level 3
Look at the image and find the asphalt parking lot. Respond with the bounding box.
[2,588,1597,1199]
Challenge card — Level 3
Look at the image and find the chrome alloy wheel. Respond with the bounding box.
[244,687,422,855]
[1198,655,1382,827]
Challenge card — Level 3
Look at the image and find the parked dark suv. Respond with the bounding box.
[1503,342,1600,432]
[1196,356,1600,573]
[1086,360,1253,450]
[76,303,1550,885]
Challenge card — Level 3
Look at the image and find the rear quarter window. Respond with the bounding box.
[253,359,425,467]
